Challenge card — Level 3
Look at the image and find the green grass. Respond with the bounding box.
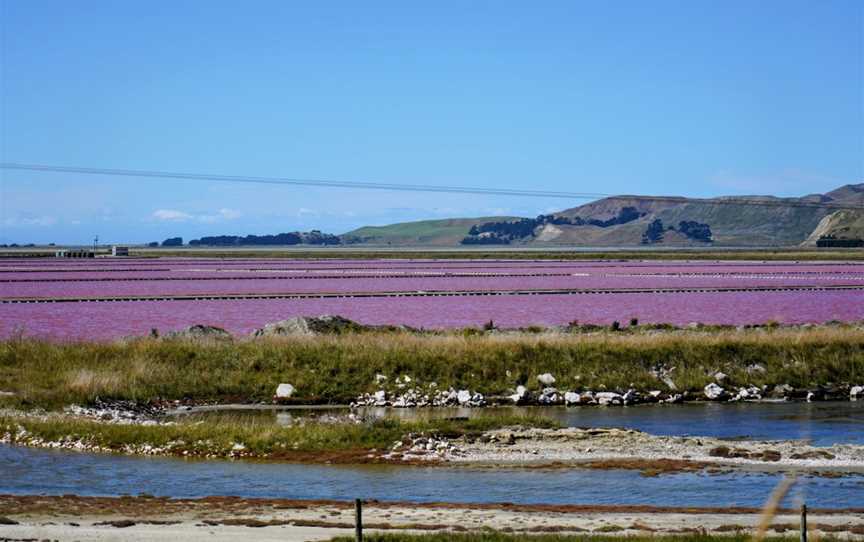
[1,327,863,409]
[343,217,516,245]
[0,413,559,458]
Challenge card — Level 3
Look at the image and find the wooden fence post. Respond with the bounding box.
[800,503,807,542]
[355,498,363,542]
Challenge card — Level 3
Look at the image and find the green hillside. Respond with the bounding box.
[342,217,515,246]
[343,183,862,248]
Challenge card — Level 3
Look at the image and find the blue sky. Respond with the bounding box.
[1,0,862,244]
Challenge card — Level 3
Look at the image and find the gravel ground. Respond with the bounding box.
[445,427,864,473]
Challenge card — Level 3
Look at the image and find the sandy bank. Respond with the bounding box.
[440,427,864,473]
[1,495,863,542]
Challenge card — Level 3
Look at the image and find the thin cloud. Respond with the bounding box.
[152,209,194,222]
[3,215,58,227]
[151,208,242,223]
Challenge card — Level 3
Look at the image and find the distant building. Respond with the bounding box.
[111,245,130,257]
[55,249,95,258]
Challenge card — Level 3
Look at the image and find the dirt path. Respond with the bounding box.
[1,496,863,541]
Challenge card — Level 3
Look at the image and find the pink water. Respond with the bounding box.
[1,258,861,340]
[2,274,863,298]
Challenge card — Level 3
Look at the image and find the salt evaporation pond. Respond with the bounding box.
[2,258,863,340]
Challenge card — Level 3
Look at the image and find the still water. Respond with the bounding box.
[3,402,863,508]
[185,401,864,447]
[1,444,862,508]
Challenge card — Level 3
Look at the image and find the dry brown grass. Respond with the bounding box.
[1,325,862,408]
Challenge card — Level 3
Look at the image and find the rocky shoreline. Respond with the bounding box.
[3,405,864,474]
[348,370,863,409]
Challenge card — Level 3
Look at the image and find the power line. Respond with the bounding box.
[0,163,609,200]
[1,162,862,211]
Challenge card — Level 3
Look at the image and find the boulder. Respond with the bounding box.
[538,387,560,405]
[163,324,232,341]
[274,383,295,399]
[622,389,639,405]
[714,372,728,383]
[509,385,530,404]
[457,390,472,405]
[252,315,365,337]
[851,385,863,400]
[537,373,556,386]
[770,383,794,399]
[732,386,761,402]
[563,391,581,405]
[704,383,726,400]
[595,392,623,406]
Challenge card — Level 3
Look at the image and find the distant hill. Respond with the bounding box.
[803,209,864,246]
[184,184,863,249]
[344,183,864,248]
[342,217,516,246]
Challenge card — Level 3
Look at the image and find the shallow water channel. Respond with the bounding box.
[183,400,864,447]
[2,402,863,508]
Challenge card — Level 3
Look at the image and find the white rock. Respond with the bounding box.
[374,374,388,384]
[445,389,459,404]
[537,373,556,385]
[538,387,560,405]
[595,392,623,406]
[704,383,726,400]
[275,383,295,398]
[806,391,815,402]
[457,390,472,405]
[732,386,761,401]
[509,385,530,404]
[714,372,728,383]
[563,391,581,405]
[851,385,863,399]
